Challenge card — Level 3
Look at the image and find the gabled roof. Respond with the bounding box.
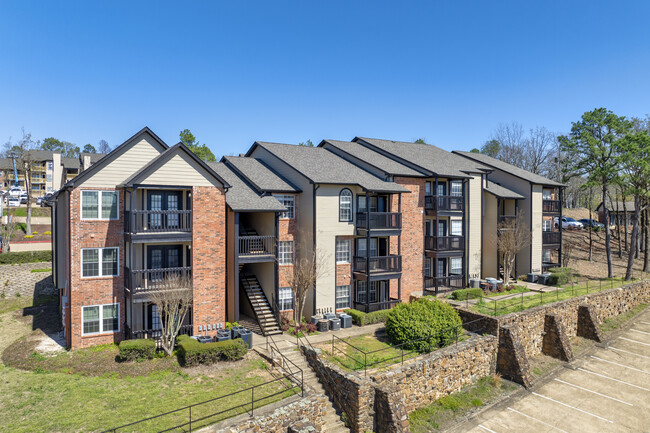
[596,200,636,212]
[80,152,107,164]
[484,180,524,199]
[222,156,299,193]
[354,137,490,178]
[62,157,81,170]
[246,141,408,193]
[65,126,169,187]
[318,139,425,177]
[453,150,564,187]
[23,150,59,161]
[121,142,230,188]
[208,162,286,212]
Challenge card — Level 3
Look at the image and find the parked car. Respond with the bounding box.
[40,192,53,207]
[19,193,28,204]
[578,218,605,230]
[556,217,583,230]
[8,187,23,197]
[7,197,20,207]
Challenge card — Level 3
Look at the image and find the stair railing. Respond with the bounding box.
[266,334,304,395]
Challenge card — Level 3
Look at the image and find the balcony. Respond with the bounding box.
[498,215,516,224]
[425,195,464,213]
[425,235,464,253]
[126,266,192,298]
[356,212,401,235]
[353,255,402,277]
[352,299,400,313]
[542,231,561,245]
[126,209,192,234]
[238,235,276,262]
[542,200,561,214]
[424,274,465,292]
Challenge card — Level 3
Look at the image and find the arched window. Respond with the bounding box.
[339,189,353,222]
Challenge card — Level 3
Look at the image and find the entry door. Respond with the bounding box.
[437,183,447,196]
[438,220,447,237]
[437,258,447,277]
[379,281,389,303]
[147,191,181,230]
[147,245,183,281]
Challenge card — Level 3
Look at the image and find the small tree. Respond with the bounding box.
[495,213,531,283]
[0,215,19,252]
[279,248,326,324]
[148,274,193,356]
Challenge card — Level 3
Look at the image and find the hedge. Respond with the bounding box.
[176,335,248,366]
[450,288,483,300]
[0,250,52,265]
[548,267,574,286]
[385,298,462,352]
[118,339,156,361]
[344,309,391,326]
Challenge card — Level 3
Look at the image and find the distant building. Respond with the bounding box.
[596,200,636,226]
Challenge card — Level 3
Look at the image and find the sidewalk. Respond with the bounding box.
[252,322,386,348]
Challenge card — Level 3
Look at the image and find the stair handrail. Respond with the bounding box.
[240,273,280,337]
[266,334,304,392]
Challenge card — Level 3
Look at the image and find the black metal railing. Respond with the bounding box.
[424,274,465,291]
[239,235,276,257]
[425,195,464,212]
[498,215,516,224]
[126,209,192,233]
[542,200,561,214]
[127,266,192,295]
[124,324,193,349]
[356,212,402,230]
[542,231,561,245]
[424,235,464,251]
[353,255,402,274]
[352,299,400,313]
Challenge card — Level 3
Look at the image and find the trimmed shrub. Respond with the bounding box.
[451,288,483,300]
[176,335,248,366]
[548,267,573,286]
[385,298,462,352]
[118,339,156,361]
[0,250,52,264]
[344,308,391,326]
[44,231,52,235]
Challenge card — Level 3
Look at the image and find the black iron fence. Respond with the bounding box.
[542,200,561,214]
[126,209,192,233]
[352,299,400,313]
[127,266,192,296]
[424,235,464,251]
[353,255,402,274]
[238,235,276,258]
[425,195,464,212]
[356,212,402,230]
[424,275,465,292]
[542,231,561,245]
[124,324,193,349]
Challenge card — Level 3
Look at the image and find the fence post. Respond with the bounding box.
[600,279,602,291]
[586,280,589,293]
[301,369,304,397]
[189,405,192,433]
[494,299,497,316]
[364,352,367,377]
[251,387,254,417]
[521,292,523,309]
[332,335,334,356]
[455,326,458,345]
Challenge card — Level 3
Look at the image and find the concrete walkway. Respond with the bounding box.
[251,322,385,348]
[9,241,51,252]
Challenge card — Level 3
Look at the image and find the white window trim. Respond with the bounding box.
[81,247,120,278]
[335,285,351,309]
[275,195,295,219]
[81,303,120,335]
[451,220,463,236]
[80,190,119,221]
[278,241,294,265]
[278,287,294,311]
[336,239,351,264]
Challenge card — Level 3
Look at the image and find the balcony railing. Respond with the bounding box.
[352,299,400,313]
[353,255,402,274]
[239,235,276,258]
[127,266,192,296]
[542,231,561,245]
[425,195,464,212]
[424,274,465,290]
[126,209,192,233]
[425,235,464,252]
[356,212,402,230]
[542,200,561,214]
[125,324,193,349]
[498,215,517,224]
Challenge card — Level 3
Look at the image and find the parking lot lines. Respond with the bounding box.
[553,379,633,406]
[506,407,569,433]
[619,336,650,347]
[477,425,497,433]
[531,392,614,423]
[630,328,650,336]
[590,355,650,374]
[608,346,650,359]
[576,367,650,391]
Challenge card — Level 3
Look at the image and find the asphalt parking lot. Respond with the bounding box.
[463,307,650,433]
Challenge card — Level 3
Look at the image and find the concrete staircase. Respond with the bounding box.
[240,272,282,336]
[269,340,349,432]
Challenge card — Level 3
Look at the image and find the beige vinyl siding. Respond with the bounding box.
[314,184,360,313]
[467,175,482,279]
[80,136,165,187]
[530,185,543,273]
[226,208,236,321]
[482,191,498,278]
[139,152,222,187]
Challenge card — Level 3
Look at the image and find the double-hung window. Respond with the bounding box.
[276,195,295,219]
[450,181,463,197]
[82,303,119,335]
[543,219,552,232]
[450,257,463,275]
[81,190,118,220]
[82,247,119,277]
[356,281,367,304]
[336,285,351,309]
[278,287,294,311]
[278,241,294,265]
[339,189,352,221]
[451,220,463,236]
[335,239,351,264]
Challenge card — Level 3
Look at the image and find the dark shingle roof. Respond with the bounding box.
[484,180,524,199]
[23,150,58,161]
[354,137,489,178]
[81,152,107,164]
[208,162,287,212]
[62,157,81,170]
[222,156,299,193]
[249,142,408,193]
[597,200,636,212]
[319,140,425,177]
[453,151,564,187]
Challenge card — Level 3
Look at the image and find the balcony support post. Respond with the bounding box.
[234,212,240,322]
[366,194,371,311]
[558,188,563,269]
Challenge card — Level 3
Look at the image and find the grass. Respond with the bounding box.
[30,267,51,273]
[484,285,529,298]
[601,302,648,332]
[0,294,55,315]
[409,376,517,432]
[3,207,50,218]
[473,277,632,316]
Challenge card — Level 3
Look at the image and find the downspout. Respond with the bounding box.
[312,183,319,315]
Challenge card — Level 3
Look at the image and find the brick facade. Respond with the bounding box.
[335,235,354,311]
[192,186,227,334]
[278,194,298,290]
[68,187,126,349]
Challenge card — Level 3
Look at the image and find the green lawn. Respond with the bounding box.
[473,277,631,316]
[3,207,50,218]
[409,376,517,432]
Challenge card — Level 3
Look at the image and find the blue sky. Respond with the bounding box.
[1,1,649,156]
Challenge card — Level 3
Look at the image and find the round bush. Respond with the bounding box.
[385,298,462,352]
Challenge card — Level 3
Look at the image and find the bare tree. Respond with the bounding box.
[148,274,193,356]
[490,122,527,168]
[10,130,40,234]
[494,213,531,283]
[525,126,556,176]
[0,215,19,252]
[97,139,111,154]
[279,248,326,324]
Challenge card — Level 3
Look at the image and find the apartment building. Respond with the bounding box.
[453,151,564,275]
[51,127,564,348]
[51,127,229,349]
